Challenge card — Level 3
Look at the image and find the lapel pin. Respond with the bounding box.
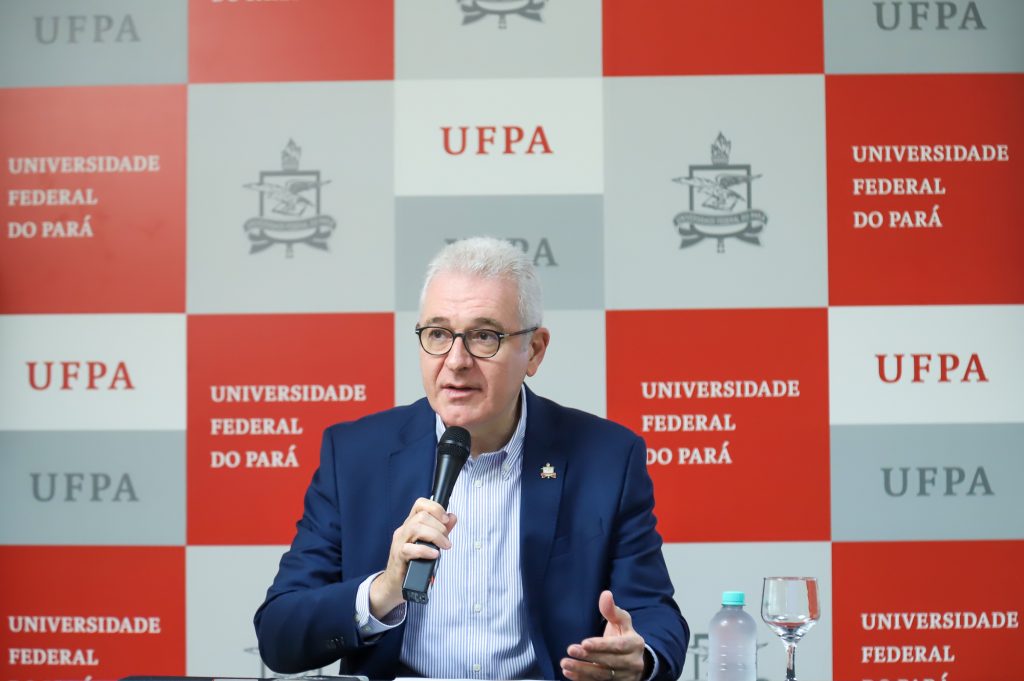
[540,462,557,479]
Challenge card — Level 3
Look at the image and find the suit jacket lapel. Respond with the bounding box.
[519,385,566,678]
[387,399,438,542]
[378,400,437,674]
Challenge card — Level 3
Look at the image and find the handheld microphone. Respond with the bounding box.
[402,425,471,604]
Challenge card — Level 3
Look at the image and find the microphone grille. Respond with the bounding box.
[439,426,471,456]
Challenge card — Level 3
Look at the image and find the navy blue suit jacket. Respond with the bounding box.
[254,387,688,680]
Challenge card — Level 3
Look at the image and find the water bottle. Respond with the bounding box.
[708,590,757,681]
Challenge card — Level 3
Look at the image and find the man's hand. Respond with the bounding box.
[368,497,457,619]
[561,590,649,681]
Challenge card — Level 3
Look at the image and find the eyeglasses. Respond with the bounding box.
[415,325,538,359]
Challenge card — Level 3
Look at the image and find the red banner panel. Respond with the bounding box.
[187,313,394,545]
[0,86,185,314]
[603,0,823,76]
[833,541,1024,681]
[189,0,393,83]
[0,546,185,681]
[606,308,830,542]
[827,73,1024,306]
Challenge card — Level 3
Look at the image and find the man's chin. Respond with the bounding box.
[434,402,481,430]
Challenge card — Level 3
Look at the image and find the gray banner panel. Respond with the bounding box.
[0,0,187,87]
[187,82,395,313]
[831,424,1024,541]
[825,0,1024,74]
[0,431,184,545]
[395,195,604,311]
[604,76,828,310]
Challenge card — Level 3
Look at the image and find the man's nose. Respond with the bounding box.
[444,334,475,370]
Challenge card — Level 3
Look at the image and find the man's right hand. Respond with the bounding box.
[368,497,457,619]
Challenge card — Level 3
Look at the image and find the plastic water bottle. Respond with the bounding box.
[708,590,757,681]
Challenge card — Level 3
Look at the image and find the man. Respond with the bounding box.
[255,237,688,680]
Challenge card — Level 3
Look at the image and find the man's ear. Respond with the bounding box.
[525,327,550,377]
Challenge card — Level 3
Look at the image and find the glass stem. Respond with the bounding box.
[785,641,797,681]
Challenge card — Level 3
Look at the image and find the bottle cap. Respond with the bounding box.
[721,591,745,606]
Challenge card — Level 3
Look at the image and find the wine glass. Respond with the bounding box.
[761,576,820,681]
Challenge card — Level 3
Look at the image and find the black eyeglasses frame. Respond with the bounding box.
[414,325,539,359]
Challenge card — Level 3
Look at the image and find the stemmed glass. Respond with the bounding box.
[761,577,820,681]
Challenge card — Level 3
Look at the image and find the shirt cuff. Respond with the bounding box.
[642,643,660,681]
[354,572,407,641]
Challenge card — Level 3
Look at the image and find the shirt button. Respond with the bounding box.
[473,603,482,613]
[473,540,482,550]
[474,479,483,488]
[472,664,481,673]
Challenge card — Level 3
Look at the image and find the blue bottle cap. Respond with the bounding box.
[721,591,745,606]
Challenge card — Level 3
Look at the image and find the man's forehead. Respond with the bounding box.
[426,270,516,291]
[419,272,519,326]
[423,315,506,330]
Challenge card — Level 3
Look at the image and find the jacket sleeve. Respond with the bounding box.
[253,427,377,674]
[610,436,690,681]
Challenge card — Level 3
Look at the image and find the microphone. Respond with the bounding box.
[402,426,471,604]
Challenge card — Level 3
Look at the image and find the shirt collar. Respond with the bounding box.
[434,384,527,478]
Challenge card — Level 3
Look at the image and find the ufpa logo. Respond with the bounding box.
[672,133,768,253]
[458,0,547,29]
[243,139,337,258]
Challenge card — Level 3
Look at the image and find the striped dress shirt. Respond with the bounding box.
[356,387,537,679]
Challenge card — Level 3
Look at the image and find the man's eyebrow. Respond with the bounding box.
[422,316,506,330]
[472,317,505,330]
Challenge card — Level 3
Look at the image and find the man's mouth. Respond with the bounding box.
[442,384,477,396]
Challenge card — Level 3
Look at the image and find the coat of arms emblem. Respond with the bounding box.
[243,139,337,258]
[458,0,547,29]
[672,133,768,253]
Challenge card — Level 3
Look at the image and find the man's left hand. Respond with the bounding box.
[561,590,648,681]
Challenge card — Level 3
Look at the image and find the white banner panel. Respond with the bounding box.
[0,314,185,430]
[395,78,603,196]
[186,545,294,677]
[829,305,1024,425]
[663,541,832,681]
